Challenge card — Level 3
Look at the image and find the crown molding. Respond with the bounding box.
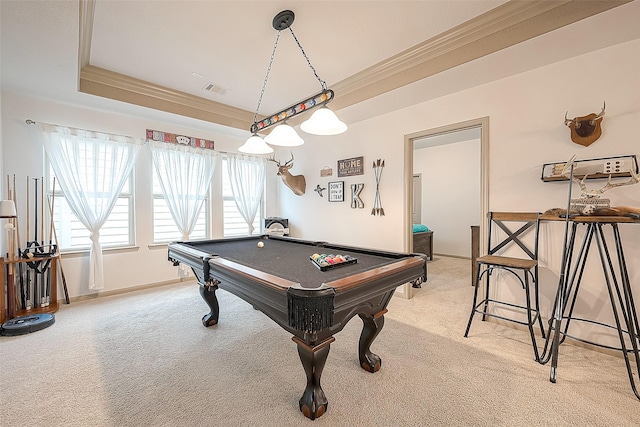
[79,65,255,130]
[328,0,631,111]
[78,0,94,76]
[77,0,630,131]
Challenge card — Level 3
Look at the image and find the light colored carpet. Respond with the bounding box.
[1,256,638,426]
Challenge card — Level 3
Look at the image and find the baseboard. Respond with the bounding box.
[59,277,196,304]
[434,253,471,260]
[486,317,623,360]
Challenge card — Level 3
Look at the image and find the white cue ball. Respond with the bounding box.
[257,241,264,248]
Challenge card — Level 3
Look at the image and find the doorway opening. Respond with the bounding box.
[403,117,489,296]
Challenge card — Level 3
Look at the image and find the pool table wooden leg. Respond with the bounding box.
[292,336,335,420]
[199,282,220,327]
[358,309,387,373]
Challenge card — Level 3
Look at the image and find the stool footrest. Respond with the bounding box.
[472,298,542,327]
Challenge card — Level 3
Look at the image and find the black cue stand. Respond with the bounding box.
[0,253,60,334]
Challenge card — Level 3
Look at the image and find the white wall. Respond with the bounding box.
[279,38,640,345]
[277,117,409,251]
[0,92,278,299]
[413,139,481,257]
[2,35,639,347]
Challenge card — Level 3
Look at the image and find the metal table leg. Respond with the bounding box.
[541,221,640,400]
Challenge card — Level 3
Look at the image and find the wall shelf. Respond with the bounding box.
[541,154,638,182]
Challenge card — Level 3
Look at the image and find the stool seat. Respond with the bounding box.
[477,255,537,270]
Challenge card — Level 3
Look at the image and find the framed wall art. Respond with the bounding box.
[146,129,215,149]
[328,181,344,202]
[350,183,364,209]
[338,156,364,177]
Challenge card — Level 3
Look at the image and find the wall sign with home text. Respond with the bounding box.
[338,156,364,177]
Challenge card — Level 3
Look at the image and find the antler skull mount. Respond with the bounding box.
[560,154,640,214]
[564,102,605,147]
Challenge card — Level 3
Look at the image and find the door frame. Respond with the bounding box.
[402,117,489,297]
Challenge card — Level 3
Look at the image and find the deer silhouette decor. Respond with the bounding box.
[268,152,306,196]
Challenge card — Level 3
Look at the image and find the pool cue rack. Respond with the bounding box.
[0,253,60,323]
[1,175,62,325]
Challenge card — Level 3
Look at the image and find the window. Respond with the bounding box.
[48,166,133,250]
[222,158,262,237]
[152,168,207,242]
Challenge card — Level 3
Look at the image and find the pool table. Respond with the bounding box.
[168,235,427,420]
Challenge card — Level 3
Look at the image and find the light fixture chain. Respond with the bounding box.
[253,31,282,124]
[288,27,327,91]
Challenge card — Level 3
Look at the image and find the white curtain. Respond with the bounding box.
[41,124,144,291]
[149,140,218,242]
[226,153,266,234]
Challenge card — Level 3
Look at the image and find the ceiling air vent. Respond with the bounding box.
[202,83,229,96]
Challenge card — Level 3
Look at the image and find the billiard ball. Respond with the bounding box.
[257,241,264,248]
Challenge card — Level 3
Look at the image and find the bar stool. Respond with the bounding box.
[464,212,545,361]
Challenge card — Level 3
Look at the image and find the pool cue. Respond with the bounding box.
[33,177,38,245]
[18,253,25,309]
[41,176,47,306]
[23,175,37,310]
[13,174,26,309]
[49,178,56,244]
[47,182,69,304]
[41,263,48,307]
[25,266,32,310]
[6,175,16,311]
[25,176,29,255]
[32,177,39,308]
[43,178,56,306]
[45,179,54,306]
[20,175,33,310]
[41,177,44,247]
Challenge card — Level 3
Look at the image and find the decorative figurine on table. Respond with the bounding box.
[546,154,640,218]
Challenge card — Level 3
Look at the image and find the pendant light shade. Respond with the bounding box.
[264,123,304,147]
[239,10,347,153]
[300,107,348,136]
[238,134,274,154]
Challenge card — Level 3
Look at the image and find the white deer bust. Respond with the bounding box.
[268,152,306,196]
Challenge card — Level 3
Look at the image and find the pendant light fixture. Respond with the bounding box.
[238,134,274,154]
[238,10,347,154]
[300,106,348,135]
[264,123,303,146]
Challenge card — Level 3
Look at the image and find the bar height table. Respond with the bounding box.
[539,214,640,399]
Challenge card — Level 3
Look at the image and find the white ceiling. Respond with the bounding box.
[88,0,505,114]
[2,1,640,137]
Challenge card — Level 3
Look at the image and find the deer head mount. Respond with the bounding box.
[564,102,605,147]
[268,152,306,196]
